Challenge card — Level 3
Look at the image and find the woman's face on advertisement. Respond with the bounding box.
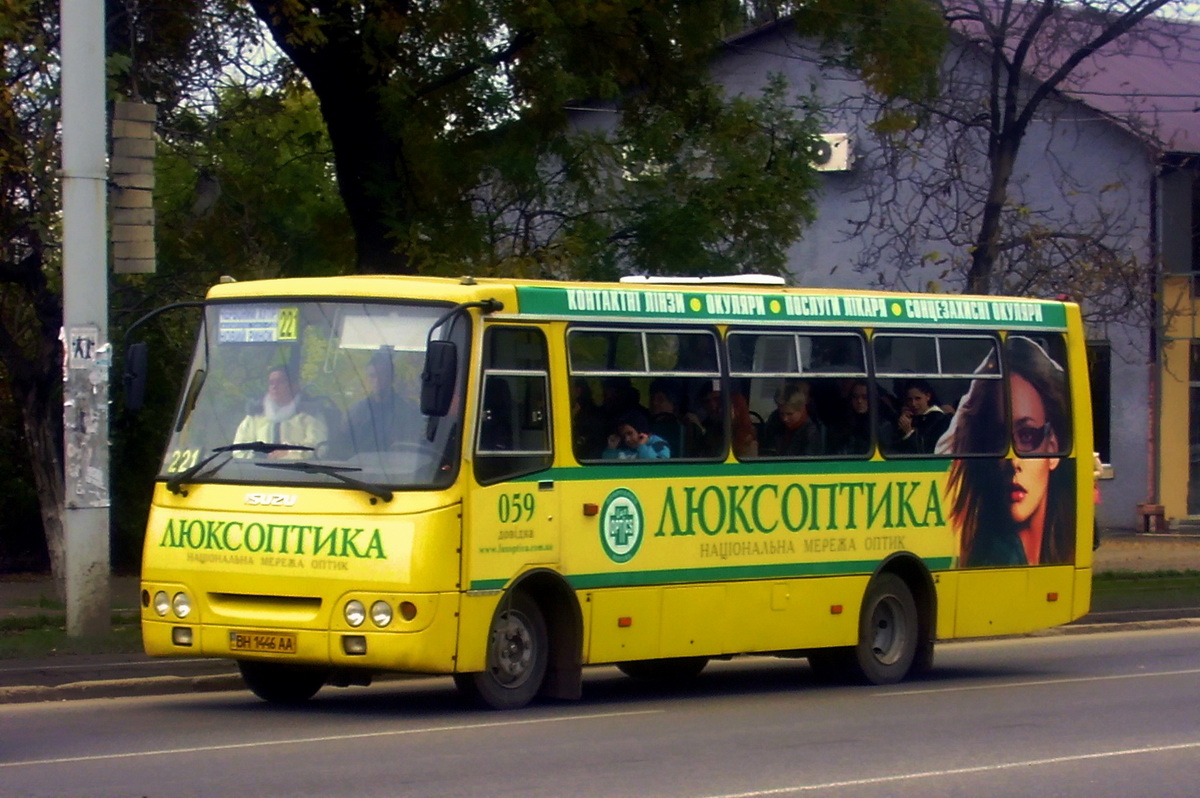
[1008,373,1058,524]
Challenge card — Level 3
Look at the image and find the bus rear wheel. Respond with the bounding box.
[238,660,329,704]
[455,592,548,710]
[847,573,918,685]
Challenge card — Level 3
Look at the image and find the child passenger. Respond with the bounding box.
[602,412,671,460]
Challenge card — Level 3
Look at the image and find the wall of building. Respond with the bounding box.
[1159,276,1190,521]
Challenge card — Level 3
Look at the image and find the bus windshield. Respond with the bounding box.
[158,299,469,492]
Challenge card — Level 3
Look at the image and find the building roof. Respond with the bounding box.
[949,5,1200,154]
[726,7,1200,155]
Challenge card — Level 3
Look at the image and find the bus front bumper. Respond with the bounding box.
[142,596,462,675]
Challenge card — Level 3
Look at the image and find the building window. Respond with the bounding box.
[1086,341,1111,464]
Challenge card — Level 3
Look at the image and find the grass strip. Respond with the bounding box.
[0,613,144,660]
[1092,571,1200,612]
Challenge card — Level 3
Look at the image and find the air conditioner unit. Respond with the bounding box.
[813,133,853,172]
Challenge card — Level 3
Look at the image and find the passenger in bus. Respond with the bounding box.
[648,378,686,458]
[829,379,873,456]
[760,381,823,457]
[602,412,671,460]
[730,391,759,459]
[887,379,951,455]
[234,364,328,458]
[601,376,647,420]
[937,336,1074,566]
[338,349,419,456]
[571,378,608,459]
[683,383,725,458]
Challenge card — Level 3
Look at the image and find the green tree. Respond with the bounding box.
[153,85,353,284]
[0,0,334,579]
[247,0,945,275]
[0,1,71,581]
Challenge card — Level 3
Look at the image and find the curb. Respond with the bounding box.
[2,617,1198,705]
[0,673,244,705]
[1039,617,1200,636]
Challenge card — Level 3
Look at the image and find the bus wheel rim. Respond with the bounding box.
[491,610,536,687]
[870,595,906,666]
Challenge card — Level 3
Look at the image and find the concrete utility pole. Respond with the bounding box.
[61,0,111,636]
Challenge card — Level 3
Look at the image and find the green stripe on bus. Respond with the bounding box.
[515,286,1067,329]
[469,557,955,591]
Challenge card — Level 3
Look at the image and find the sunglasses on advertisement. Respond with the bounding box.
[1013,422,1053,454]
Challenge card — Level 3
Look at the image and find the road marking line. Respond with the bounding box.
[881,667,1200,696]
[0,709,661,768]
[698,741,1200,797]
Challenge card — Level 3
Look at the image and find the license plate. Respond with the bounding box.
[229,631,298,654]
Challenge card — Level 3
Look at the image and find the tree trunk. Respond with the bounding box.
[20,379,66,600]
[247,0,418,276]
[967,138,1019,295]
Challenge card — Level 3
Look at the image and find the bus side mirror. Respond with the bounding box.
[421,340,457,417]
[124,342,148,413]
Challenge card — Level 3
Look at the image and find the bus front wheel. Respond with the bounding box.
[848,573,918,685]
[238,660,329,704]
[455,592,548,710]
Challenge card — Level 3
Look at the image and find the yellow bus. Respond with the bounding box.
[137,274,1093,709]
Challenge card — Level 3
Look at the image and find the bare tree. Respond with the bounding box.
[845,0,1188,322]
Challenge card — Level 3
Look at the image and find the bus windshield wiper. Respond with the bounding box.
[165,441,314,495]
[253,461,394,503]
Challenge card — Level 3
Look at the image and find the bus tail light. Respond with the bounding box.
[399,601,418,621]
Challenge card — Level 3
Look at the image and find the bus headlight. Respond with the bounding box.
[172,592,191,618]
[344,600,366,628]
[153,591,170,617]
[370,601,393,628]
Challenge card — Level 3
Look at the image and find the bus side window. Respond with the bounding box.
[875,334,1003,457]
[730,330,867,460]
[474,327,553,484]
[568,327,721,462]
[479,378,514,451]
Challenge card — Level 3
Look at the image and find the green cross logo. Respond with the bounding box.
[600,488,643,563]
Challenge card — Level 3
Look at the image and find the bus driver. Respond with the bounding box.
[233,364,328,458]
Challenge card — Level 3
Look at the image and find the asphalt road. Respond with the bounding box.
[2,627,1199,797]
